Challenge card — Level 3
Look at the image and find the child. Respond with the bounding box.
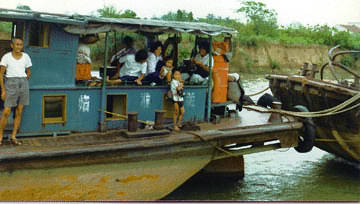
[159,58,174,84]
[171,70,185,131]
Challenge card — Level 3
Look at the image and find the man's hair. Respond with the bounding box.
[11,37,23,45]
[122,36,134,48]
[135,49,148,62]
[149,41,163,53]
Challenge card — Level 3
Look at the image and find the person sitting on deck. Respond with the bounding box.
[110,36,137,79]
[171,70,185,131]
[107,49,148,85]
[143,41,163,85]
[183,42,214,85]
[159,57,174,84]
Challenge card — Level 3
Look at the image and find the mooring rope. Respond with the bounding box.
[247,87,270,97]
[185,131,237,157]
[244,92,360,118]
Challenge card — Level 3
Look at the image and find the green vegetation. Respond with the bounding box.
[1,2,359,72]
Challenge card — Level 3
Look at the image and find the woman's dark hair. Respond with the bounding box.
[149,41,163,53]
[135,49,148,62]
[122,36,134,48]
[198,41,210,53]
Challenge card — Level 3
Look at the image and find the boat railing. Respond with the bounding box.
[320,45,360,86]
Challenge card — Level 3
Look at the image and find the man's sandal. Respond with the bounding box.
[10,138,22,146]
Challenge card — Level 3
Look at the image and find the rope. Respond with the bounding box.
[247,87,270,97]
[331,129,360,160]
[100,110,154,126]
[316,138,360,143]
[244,92,360,118]
[185,131,237,157]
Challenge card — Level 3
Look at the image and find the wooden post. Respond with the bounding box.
[154,110,166,130]
[128,112,138,132]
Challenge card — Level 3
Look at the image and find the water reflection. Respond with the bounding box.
[164,76,360,201]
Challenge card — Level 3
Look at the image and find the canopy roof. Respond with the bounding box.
[0,8,237,36]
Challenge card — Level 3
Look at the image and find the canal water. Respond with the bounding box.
[164,75,360,201]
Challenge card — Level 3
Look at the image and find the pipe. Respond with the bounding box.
[99,32,110,132]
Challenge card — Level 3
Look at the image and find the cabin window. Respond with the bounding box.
[0,21,12,58]
[12,22,25,39]
[29,22,50,48]
[42,95,67,124]
[106,94,127,120]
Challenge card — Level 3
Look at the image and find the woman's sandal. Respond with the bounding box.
[10,138,22,146]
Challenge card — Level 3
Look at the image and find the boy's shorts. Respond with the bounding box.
[4,77,29,107]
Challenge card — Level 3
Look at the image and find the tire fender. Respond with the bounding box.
[293,105,316,153]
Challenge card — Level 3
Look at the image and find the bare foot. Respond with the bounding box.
[173,125,180,131]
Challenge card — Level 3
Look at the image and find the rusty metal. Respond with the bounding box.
[320,45,360,81]
[127,112,138,132]
[154,110,166,130]
[266,73,360,162]
[268,101,283,123]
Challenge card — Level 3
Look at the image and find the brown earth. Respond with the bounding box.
[229,43,329,73]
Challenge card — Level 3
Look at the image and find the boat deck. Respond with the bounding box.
[0,108,301,162]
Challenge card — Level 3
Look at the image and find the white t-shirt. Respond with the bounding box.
[119,54,147,77]
[194,53,214,68]
[160,66,172,79]
[171,79,184,102]
[0,52,32,78]
[146,52,162,74]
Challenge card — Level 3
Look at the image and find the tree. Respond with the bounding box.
[97,5,137,19]
[237,1,278,36]
[160,10,194,22]
[16,4,31,10]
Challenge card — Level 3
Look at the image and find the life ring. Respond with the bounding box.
[293,105,316,153]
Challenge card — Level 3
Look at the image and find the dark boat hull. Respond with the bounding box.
[267,74,360,162]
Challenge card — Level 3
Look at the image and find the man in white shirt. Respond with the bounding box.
[0,38,32,145]
[114,49,148,85]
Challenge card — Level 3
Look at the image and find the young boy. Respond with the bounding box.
[171,70,185,131]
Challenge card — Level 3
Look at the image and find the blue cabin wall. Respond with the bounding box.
[24,23,78,88]
[13,21,207,136]
[20,87,206,134]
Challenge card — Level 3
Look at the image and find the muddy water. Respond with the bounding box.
[164,75,360,201]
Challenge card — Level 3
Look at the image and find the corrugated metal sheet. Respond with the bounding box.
[0,8,237,36]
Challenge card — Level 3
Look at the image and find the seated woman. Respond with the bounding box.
[107,49,148,85]
[188,42,214,85]
[144,41,163,84]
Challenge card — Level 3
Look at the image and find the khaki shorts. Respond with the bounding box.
[4,77,29,107]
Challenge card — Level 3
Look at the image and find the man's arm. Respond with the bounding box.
[135,74,144,85]
[0,66,6,101]
[26,67,31,80]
